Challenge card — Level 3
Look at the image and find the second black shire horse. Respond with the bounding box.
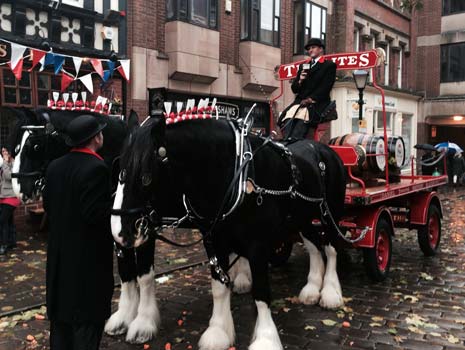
[112,116,346,350]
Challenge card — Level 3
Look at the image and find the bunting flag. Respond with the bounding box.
[73,56,82,76]
[90,58,104,78]
[54,54,65,74]
[107,60,115,78]
[10,43,26,70]
[8,58,24,80]
[61,72,75,92]
[102,70,111,82]
[117,59,130,81]
[79,73,94,94]
[29,49,46,72]
[40,52,55,71]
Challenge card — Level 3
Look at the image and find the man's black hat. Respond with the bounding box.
[65,114,107,147]
[305,38,325,50]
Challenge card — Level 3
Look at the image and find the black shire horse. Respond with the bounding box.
[8,108,137,201]
[112,116,346,350]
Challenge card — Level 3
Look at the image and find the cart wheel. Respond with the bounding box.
[363,217,392,282]
[417,203,441,256]
[269,239,293,267]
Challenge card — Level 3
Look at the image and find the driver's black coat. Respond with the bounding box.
[43,152,114,323]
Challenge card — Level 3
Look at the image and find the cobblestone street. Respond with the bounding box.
[1,187,465,350]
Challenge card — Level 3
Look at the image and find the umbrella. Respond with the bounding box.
[414,143,437,152]
[435,141,463,154]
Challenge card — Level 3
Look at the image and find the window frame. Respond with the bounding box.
[0,68,33,107]
[241,0,281,48]
[166,0,219,30]
[442,0,465,16]
[441,42,465,83]
[293,0,327,55]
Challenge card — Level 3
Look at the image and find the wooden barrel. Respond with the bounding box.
[329,133,386,173]
[387,136,405,168]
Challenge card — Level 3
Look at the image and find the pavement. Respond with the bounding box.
[1,187,465,350]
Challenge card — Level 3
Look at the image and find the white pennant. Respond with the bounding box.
[10,43,27,70]
[73,57,82,76]
[119,59,130,81]
[79,73,94,94]
[39,55,46,72]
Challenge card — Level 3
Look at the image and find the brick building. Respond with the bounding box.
[126,0,419,153]
[416,0,465,150]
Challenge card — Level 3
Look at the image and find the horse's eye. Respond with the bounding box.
[33,144,40,152]
[142,174,152,186]
[119,169,127,183]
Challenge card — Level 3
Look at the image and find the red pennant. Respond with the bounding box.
[90,58,104,78]
[117,66,129,82]
[29,49,47,72]
[9,58,24,81]
[61,73,75,92]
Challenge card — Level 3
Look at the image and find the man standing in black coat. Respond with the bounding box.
[43,114,114,350]
[279,38,337,140]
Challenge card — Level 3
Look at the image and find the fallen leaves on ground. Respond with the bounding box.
[321,319,337,326]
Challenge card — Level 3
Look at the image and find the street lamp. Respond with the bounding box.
[353,70,369,121]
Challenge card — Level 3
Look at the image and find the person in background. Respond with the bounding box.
[0,147,20,255]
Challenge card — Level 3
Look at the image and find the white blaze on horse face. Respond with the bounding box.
[12,131,31,200]
[111,182,124,244]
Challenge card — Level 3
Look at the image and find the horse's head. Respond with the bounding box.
[111,116,166,248]
[9,108,54,201]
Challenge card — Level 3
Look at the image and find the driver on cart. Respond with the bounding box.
[278,38,337,140]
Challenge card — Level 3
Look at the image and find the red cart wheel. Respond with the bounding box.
[363,217,393,282]
[417,203,441,256]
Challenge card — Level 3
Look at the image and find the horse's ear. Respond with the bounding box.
[150,116,166,144]
[127,109,139,132]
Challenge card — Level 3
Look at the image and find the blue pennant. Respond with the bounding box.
[43,53,55,66]
[107,61,115,77]
[102,70,111,82]
[54,55,65,74]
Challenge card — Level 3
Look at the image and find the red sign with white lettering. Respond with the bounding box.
[277,49,381,81]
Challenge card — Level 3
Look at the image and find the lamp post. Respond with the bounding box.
[353,70,369,122]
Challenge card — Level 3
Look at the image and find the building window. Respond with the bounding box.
[1,69,32,106]
[241,0,280,47]
[294,0,326,54]
[441,42,465,83]
[166,0,218,29]
[375,110,394,133]
[401,114,413,161]
[443,0,465,16]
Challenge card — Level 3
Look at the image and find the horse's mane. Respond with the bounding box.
[121,118,157,193]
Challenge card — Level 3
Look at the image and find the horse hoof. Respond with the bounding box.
[198,326,232,350]
[249,337,283,350]
[233,273,252,294]
[126,316,158,344]
[298,283,320,305]
[104,311,132,335]
[319,285,343,309]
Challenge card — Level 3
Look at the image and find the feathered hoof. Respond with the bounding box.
[298,283,321,305]
[319,285,343,309]
[198,326,232,350]
[104,310,131,336]
[249,337,283,350]
[233,273,252,294]
[125,316,158,344]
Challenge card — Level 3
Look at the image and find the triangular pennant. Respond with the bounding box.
[39,52,55,72]
[107,61,115,77]
[73,57,82,76]
[79,73,94,94]
[29,49,46,72]
[8,58,24,81]
[10,43,26,70]
[54,54,65,74]
[90,58,104,78]
[117,59,130,81]
[61,72,75,92]
[102,70,111,82]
